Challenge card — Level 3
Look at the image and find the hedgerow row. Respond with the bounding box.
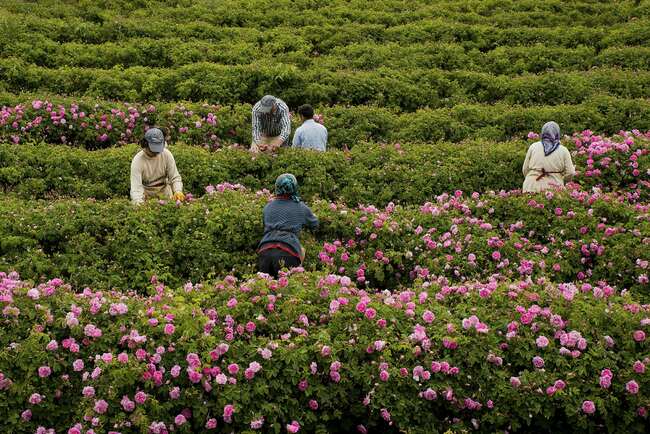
[2,2,648,50]
[2,185,648,297]
[4,36,650,75]
[3,94,650,149]
[3,61,650,109]
[1,130,647,204]
[1,270,649,433]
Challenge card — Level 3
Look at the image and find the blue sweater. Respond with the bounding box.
[258,198,319,255]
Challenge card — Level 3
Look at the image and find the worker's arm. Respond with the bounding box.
[522,145,532,176]
[130,157,145,205]
[563,148,576,181]
[292,127,302,148]
[278,108,291,144]
[303,204,319,230]
[165,150,183,193]
[251,108,262,146]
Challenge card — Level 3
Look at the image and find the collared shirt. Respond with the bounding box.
[292,119,328,151]
[251,98,291,144]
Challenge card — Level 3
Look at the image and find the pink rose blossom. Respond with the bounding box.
[29,393,43,405]
[536,336,549,348]
[135,391,147,404]
[93,399,108,414]
[582,400,595,414]
[286,421,300,433]
[626,380,639,394]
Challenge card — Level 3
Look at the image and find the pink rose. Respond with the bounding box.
[135,391,147,404]
[536,336,549,348]
[93,399,108,414]
[422,310,435,323]
[286,421,300,433]
[164,324,175,335]
[29,393,43,405]
[510,377,521,388]
[121,396,135,412]
[633,361,646,374]
[626,380,639,394]
[582,400,596,414]
[633,330,646,342]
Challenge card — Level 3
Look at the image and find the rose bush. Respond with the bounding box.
[1,270,649,433]
[3,95,650,149]
[1,183,647,298]
[0,130,647,203]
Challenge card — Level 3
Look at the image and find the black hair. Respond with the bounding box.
[297,104,314,119]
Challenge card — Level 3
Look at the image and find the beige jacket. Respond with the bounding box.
[522,142,576,193]
[130,149,183,204]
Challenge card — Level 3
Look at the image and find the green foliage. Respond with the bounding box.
[0,271,648,433]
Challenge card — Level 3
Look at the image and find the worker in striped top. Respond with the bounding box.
[257,174,319,278]
[251,95,291,153]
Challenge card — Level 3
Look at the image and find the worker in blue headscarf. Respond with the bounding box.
[257,174,319,277]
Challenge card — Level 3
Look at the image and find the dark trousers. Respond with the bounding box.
[257,248,301,278]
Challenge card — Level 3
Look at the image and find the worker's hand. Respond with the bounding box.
[173,192,185,202]
[271,138,284,148]
[250,143,260,153]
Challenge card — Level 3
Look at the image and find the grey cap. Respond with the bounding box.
[258,95,276,114]
[144,128,165,153]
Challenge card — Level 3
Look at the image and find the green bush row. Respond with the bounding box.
[0,141,526,203]
[3,60,650,109]
[3,270,649,433]
[3,92,650,150]
[2,133,646,204]
[5,33,650,75]
[1,189,647,297]
[2,0,648,50]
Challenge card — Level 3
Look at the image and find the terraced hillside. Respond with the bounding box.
[0,1,649,433]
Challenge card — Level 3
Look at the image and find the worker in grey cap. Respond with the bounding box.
[130,127,184,205]
[251,95,291,153]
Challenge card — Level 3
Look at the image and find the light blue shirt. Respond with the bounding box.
[292,119,328,151]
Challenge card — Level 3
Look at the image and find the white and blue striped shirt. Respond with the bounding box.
[251,98,291,145]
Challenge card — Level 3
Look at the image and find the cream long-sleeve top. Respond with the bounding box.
[522,142,576,193]
[130,149,183,204]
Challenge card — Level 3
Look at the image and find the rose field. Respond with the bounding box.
[1,1,650,433]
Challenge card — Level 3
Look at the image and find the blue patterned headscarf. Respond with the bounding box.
[275,173,300,202]
[541,121,561,156]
